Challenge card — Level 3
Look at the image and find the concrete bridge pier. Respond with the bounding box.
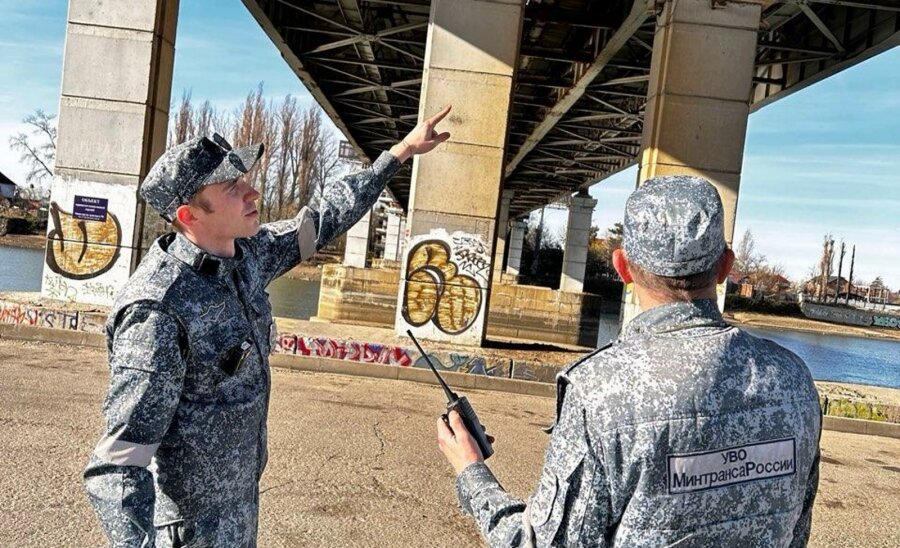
[492,190,515,282]
[505,220,526,279]
[395,0,525,346]
[383,208,405,263]
[343,210,373,268]
[43,0,178,307]
[621,0,762,325]
[560,191,598,293]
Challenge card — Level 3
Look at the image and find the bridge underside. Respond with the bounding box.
[244,0,899,218]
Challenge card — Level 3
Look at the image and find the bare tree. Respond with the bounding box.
[293,105,339,210]
[734,229,765,275]
[170,91,195,146]
[8,109,57,185]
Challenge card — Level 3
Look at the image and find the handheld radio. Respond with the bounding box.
[406,330,494,460]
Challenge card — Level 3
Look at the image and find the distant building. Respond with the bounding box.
[0,171,18,200]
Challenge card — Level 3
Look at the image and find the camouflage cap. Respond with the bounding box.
[140,133,264,221]
[623,175,726,277]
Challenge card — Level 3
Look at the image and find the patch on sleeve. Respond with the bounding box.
[667,438,796,494]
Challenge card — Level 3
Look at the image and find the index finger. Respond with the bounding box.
[426,104,452,126]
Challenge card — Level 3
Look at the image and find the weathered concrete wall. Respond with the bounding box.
[488,284,602,348]
[317,264,398,327]
[319,266,601,349]
[802,302,900,329]
[47,0,179,306]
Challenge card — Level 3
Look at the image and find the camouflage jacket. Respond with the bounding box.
[84,151,401,547]
[457,299,821,547]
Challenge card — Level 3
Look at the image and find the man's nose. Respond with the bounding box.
[245,184,260,201]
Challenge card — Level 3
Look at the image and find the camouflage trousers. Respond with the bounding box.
[154,492,259,548]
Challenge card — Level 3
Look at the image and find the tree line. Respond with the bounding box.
[141,84,342,245]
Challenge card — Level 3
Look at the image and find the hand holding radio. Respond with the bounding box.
[406,330,495,474]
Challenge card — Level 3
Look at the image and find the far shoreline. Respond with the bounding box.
[727,311,900,342]
[0,233,45,250]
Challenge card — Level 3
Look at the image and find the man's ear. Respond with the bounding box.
[612,248,633,284]
[174,204,199,228]
[716,248,736,284]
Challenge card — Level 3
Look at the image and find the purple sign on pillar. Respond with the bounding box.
[73,196,109,222]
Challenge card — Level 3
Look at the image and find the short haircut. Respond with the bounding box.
[171,192,214,232]
[628,250,725,301]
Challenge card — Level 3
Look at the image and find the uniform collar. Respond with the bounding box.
[620,299,727,340]
[165,232,243,279]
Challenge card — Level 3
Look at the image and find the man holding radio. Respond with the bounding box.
[438,175,821,547]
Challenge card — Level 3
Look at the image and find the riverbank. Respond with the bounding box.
[284,262,323,281]
[0,233,44,250]
[728,310,900,341]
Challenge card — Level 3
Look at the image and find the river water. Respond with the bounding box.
[3,245,898,389]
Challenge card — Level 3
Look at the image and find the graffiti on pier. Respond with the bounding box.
[45,201,122,280]
[274,333,513,377]
[413,352,511,377]
[43,273,117,303]
[0,300,105,333]
[873,315,900,329]
[277,334,413,366]
[399,230,489,340]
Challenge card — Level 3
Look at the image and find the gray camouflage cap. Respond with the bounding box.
[140,133,264,221]
[623,175,726,277]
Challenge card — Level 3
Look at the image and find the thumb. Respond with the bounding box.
[449,409,468,433]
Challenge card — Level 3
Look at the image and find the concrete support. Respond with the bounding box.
[42,0,178,307]
[506,220,526,278]
[492,190,514,282]
[622,0,762,324]
[383,208,405,262]
[396,0,524,345]
[560,191,598,293]
[343,209,372,268]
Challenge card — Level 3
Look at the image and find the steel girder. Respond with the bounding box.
[242,0,900,217]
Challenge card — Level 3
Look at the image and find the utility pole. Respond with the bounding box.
[833,241,845,304]
[818,236,833,302]
[845,245,855,306]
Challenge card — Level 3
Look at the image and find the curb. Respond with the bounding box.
[4,324,899,438]
[822,415,900,440]
[0,323,105,348]
[270,354,556,398]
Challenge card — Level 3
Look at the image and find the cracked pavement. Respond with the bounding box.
[0,338,898,547]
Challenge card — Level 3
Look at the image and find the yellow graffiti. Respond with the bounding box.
[403,240,482,334]
[46,202,122,280]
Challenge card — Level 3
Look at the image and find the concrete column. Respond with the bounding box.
[396,0,523,345]
[560,191,597,293]
[343,209,372,268]
[42,0,178,307]
[622,0,762,324]
[492,190,514,282]
[383,208,405,262]
[506,220,526,278]
[639,0,761,243]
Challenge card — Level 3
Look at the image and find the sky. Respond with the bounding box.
[0,0,897,287]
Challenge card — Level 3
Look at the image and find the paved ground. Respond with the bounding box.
[0,338,898,547]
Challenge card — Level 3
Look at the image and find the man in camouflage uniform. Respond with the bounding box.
[438,175,821,547]
[85,107,452,547]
